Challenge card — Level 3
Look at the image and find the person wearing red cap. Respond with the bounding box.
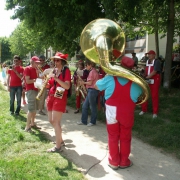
[95,56,143,170]
[7,55,24,115]
[73,60,89,113]
[46,52,71,153]
[139,50,161,118]
[24,56,41,132]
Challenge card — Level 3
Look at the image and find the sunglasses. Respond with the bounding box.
[54,59,61,62]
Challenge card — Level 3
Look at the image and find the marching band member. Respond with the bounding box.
[46,52,71,153]
[37,55,50,115]
[7,55,24,115]
[73,60,89,114]
[139,50,161,118]
[24,56,41,132]
[95,56,142,170]
[77,59,99,127]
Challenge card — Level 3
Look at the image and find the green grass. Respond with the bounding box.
[0,83,86,180]
[133,87,180,159]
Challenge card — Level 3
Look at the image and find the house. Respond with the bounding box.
[125,32,180,60]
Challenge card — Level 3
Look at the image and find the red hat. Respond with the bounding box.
[121,56,135,69]
[31,56,40,62]
[51,52,68,61]
[147,50,156,55]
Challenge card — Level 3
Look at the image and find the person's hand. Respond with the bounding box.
[79,80,84,85]
[7,86,10,92]
[48,73,56,78]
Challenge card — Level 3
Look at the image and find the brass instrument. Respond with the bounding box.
[80,18,150,104]
[36,67,55,100]
[36,65,46,78]
[76,74,87,99]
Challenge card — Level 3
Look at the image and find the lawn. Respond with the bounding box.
[0,83,86,180]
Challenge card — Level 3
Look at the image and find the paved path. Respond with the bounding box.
[20,104,180,180]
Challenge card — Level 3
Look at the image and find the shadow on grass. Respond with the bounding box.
[55,161,74,177]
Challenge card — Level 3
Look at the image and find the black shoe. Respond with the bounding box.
[74,109,79,114]
[10,112,14,115]
[15,113,19,116]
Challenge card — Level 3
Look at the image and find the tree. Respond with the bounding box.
[6,0,105,56]
[0,37,12,63]
[110,0,179,89]
[9,22,46,58]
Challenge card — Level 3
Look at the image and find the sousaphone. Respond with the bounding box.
[80,18,149,104]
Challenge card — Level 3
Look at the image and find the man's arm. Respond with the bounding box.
[25,75,36,84]
[94,84,99,90]
[146,70,157,79]
[7,74,10,91]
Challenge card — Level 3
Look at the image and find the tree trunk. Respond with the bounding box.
[154,13,159,57]
[163,0,175,89]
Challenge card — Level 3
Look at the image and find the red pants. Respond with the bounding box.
[76,93,82,109]
[107,115,134,167]
[141,76,160,114]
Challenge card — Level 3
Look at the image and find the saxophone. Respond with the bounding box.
[76,74,87,99]
[36,67,55,100]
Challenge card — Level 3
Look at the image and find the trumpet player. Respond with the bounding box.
[73,60,89,114]
[24,56,41,132]
[37,55,50,115]
[46,52,71,153]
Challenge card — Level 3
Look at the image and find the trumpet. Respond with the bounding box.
[36,67,56,100]
[76,75,87,99]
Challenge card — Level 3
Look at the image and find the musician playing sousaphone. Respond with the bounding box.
[46,52,71,153]
[73,60,89,114]
[36,55,50,115]
[80,19,149,170]
[24,56,41,132]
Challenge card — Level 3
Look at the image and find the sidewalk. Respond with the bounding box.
[21,104,180,180]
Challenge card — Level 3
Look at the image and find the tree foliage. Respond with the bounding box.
[6,0,105,56]
[0,37,12,62]
[9,22,45,58]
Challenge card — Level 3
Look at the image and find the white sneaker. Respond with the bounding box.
[77,121,85,125]
[153,114,157,118]
[87,123,94,127]
[139,111,145,115]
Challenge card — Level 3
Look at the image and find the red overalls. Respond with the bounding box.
[141,60,161,114]
[105,77,136,167]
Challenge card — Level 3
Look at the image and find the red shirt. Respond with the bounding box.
[8,66,24,87]
[48,67,71,95]
[24,66,38,91]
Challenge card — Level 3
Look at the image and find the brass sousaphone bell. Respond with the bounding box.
[80,18,149,104]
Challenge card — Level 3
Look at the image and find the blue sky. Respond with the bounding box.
[0,0,19,37]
